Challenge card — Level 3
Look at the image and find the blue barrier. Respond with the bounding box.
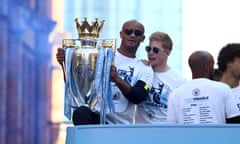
[66,124,240,144]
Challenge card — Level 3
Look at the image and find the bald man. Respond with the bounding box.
[56,20,153,125]
[167,51,240,124]
[188,51,215,79]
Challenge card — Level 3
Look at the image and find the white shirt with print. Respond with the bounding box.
[232,85,240,111]
[135,69,186,123]
[167,78,240,124]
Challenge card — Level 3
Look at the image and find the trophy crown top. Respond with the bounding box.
[75,17,105,39]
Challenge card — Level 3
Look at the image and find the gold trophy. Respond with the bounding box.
[62,17,116,120]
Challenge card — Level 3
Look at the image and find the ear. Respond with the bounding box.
[227,61,233,69]
[204,62,209,70]
[120,31,123,39]
[140,35,145,42]
[204,61,213,77]
[164,49,171,56]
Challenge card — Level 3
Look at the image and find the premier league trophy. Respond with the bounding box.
[62,17,116,121]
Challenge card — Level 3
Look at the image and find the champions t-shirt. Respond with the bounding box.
[96,50,153,124]
[135,69,186,123]
[167,78,240,124]
[232,85,240,111]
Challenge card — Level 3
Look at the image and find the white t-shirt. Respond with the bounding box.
[167,78,240,124]
[96,50,153,124]
[232,85,240,111]
[135,69,186,123]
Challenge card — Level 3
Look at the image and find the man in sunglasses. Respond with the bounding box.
[56,20,153,125]
[135,31,187,123]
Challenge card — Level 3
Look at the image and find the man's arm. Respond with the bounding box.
[226,116,240,123]
[110,65,149,104]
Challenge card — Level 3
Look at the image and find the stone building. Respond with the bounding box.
[0,0,57,143]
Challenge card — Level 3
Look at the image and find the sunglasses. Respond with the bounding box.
[145,46,159,54]
[124,29,143,37]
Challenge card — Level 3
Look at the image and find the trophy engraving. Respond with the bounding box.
[63,17,116,120]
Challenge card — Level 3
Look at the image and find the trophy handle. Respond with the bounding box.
[101,39,116,64]
[62,39,80,82]
[101,39,116,52]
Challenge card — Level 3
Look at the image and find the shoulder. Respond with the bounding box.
[161,69,187,85]
[169,69,187,81]
[198,79,233,95]
[136,59,153,70]
[211,80,231,89]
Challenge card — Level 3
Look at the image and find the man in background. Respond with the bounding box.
[167,50,240,124]
[217,43,240,112]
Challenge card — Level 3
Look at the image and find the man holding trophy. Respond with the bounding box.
[56,18,153,125]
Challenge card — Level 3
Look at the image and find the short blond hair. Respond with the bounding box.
[149,32,172,50]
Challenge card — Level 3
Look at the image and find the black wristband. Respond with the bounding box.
[125,80,149,104]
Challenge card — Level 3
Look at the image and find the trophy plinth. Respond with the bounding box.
[63,18,116,118]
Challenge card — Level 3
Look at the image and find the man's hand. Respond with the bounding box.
[141,59,150,66]
[110,64,131,96]
[110,65,119,83]
[56,48,65,65]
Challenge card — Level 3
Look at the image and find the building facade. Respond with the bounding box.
[0,0,57,143]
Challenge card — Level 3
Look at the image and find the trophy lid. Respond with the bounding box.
[75,17,105,39]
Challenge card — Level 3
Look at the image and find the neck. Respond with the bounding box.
[192,72,208,79]
[221,73,239,88]
[118,47,136,58]
[153,64,170,72]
